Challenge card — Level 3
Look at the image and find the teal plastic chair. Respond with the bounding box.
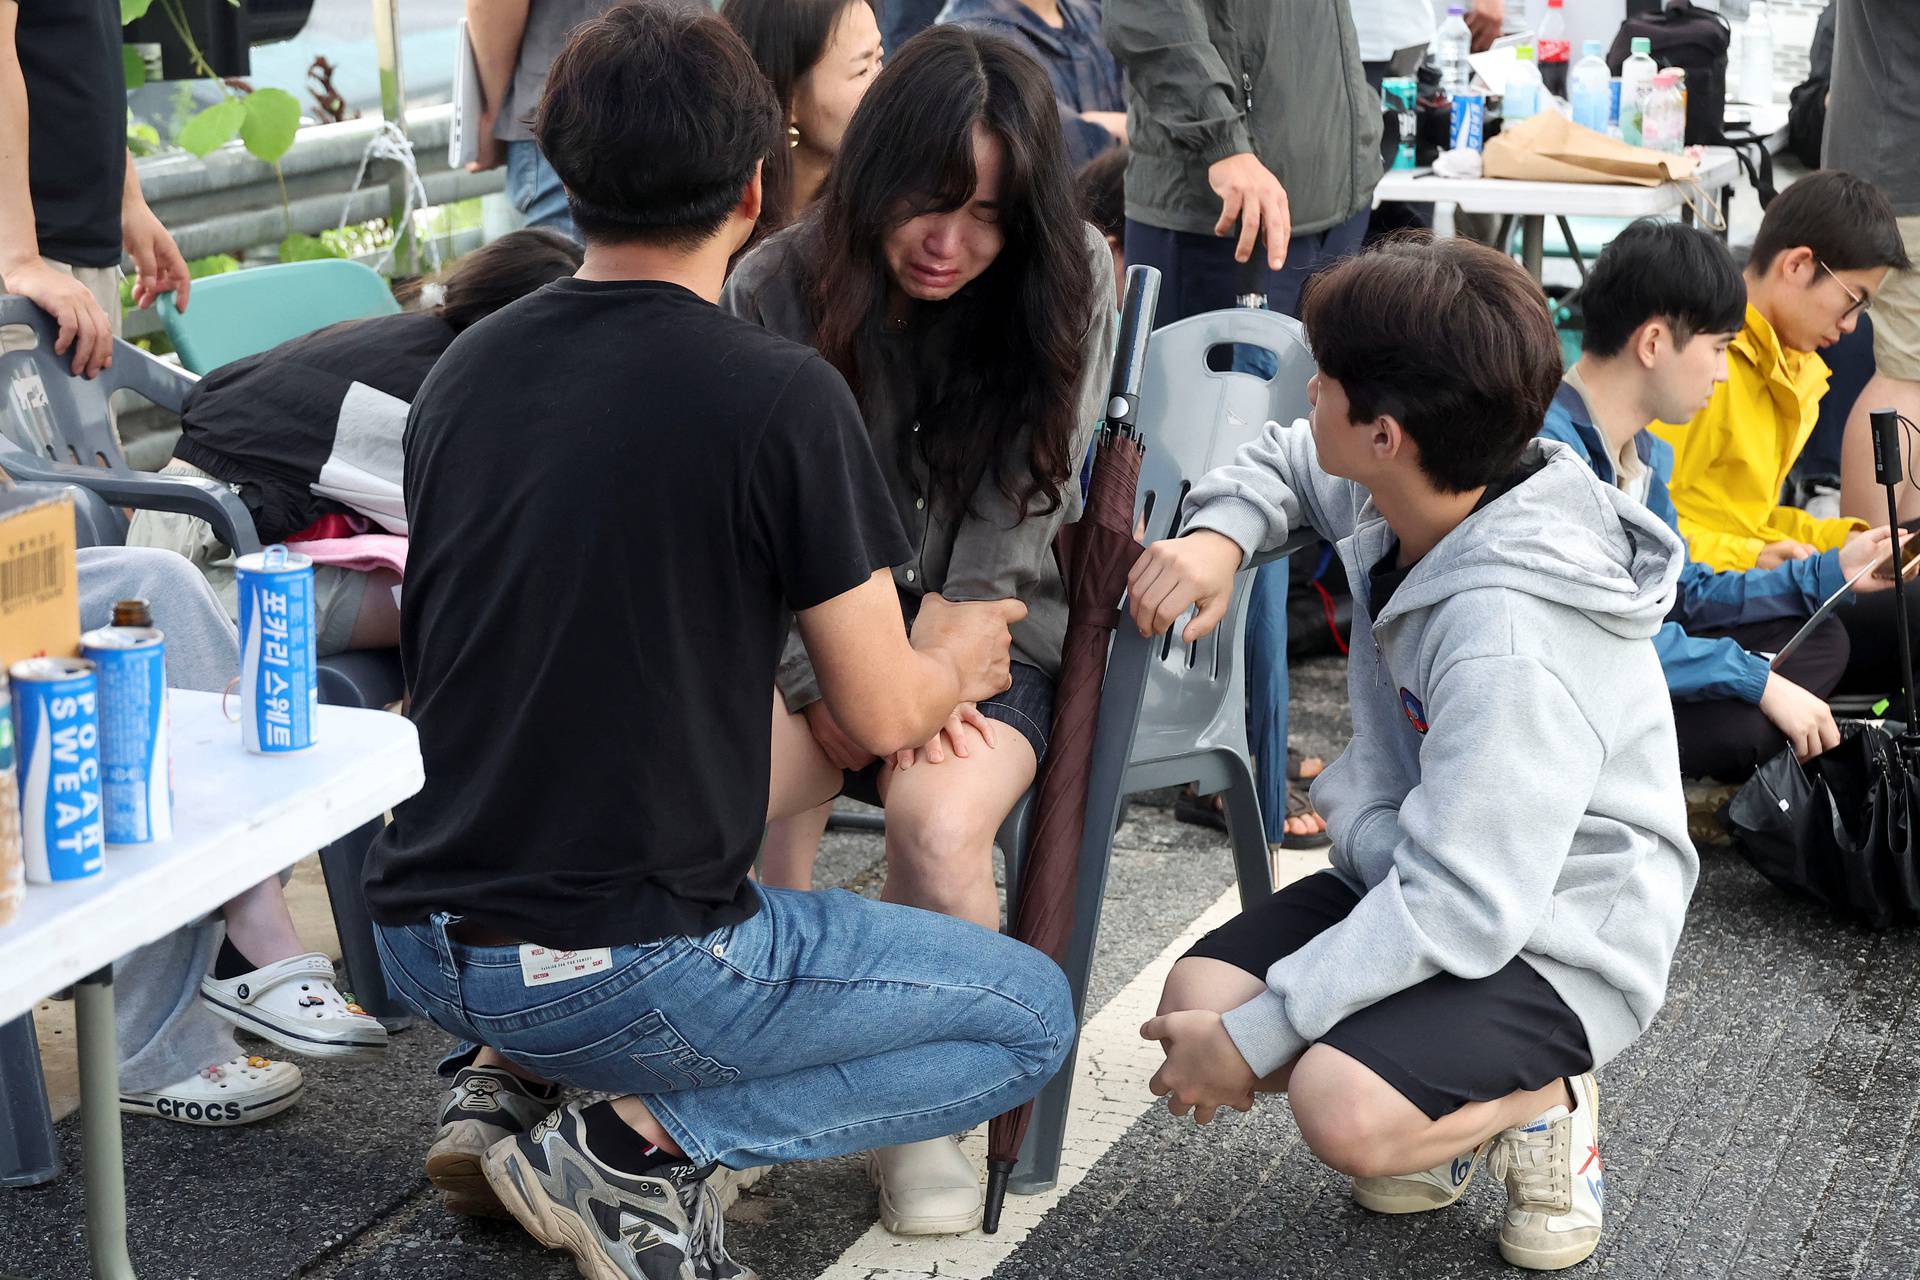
[156,258,400,374]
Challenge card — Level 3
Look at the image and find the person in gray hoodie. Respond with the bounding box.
[1129,236,1697,1272]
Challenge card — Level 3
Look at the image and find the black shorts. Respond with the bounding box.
[1183,871,1593,1120]
[841,660,1054,805]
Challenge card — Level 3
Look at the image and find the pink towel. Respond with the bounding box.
[283,534,408,577]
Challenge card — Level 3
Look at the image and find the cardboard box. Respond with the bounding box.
[0,489,79,670]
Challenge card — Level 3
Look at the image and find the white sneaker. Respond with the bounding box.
[201,952,387,1060]
[1352,1139,1491,1214]
[868,1137,984,1236]
[1490,1073,1604,1270]
[120,1055,303,1126]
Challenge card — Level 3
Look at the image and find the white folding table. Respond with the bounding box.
[0,690,422,1280]
[1375,147,1743,280]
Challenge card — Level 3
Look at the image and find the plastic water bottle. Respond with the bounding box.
[1741,0,1775,104]
[1621,36,1658,146]
[1535,0,1570,100]
[1644,70,1685,154]
[1570,40,1612,133]
[1435,5,1473,100]
[1504,45,1544,122]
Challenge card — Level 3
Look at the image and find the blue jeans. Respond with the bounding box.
[373,886,1074,1169]
[506,139,577,240]
[1124,208,1369,842]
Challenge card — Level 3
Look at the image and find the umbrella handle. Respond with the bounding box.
[1107,266,1162,441]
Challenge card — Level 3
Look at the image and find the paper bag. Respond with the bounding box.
[1483,111,1696,186]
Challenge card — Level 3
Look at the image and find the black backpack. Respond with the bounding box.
[1606,0,1777,206]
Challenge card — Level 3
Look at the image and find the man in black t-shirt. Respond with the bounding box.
[363,6,1074,1273]
[1,0,192,378]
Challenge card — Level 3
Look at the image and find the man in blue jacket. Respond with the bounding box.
[1540,220,1901,781]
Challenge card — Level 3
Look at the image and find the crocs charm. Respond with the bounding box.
[1399,688,1429,734]
[299,994,326,1008]
[246,1056,272,1069]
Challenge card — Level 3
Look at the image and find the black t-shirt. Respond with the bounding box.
[363,278,910,947]
[18,0,125,267]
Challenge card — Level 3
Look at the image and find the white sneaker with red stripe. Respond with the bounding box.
[1351,1139,1492,1214]
[1490,1072,1604,1270]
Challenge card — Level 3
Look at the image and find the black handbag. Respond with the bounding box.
[1729,723,1920,929]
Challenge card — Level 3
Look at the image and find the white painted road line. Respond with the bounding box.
[810,845,1329,1280]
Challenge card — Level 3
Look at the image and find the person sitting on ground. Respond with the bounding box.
[1129,235,1696,1273]
[721,0,882,237]
[65,546,385,1128]
[722,24,1113,1234]
[360,8,1072,1277]
[1541,219,1902,782]
[125,229,583,655]
[1653,171,1909,574]
[936,0,1126,169]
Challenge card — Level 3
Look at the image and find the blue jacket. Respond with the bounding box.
[1539,380,1846,704]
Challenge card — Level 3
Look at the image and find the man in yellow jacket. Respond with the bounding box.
[1653,171,1910,572]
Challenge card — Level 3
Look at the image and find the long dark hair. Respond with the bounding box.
[802,26,1095,519]
[720,0,874,239]
[406,228,584,331]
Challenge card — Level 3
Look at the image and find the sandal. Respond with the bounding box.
[1280,780,1333,850]
[1287,748,1325,783]
[1174,788,1229,833]
[201,952,388,1061]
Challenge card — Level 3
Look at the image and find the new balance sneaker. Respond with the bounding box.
[426,1062,562,1216]
[120,1054,303,1126]
[1490,1073,1604,1270]
[482,1103,754,1280]
[1351,1139,1492,1214]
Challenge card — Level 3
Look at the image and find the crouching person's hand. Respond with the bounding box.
[1142,1009,1258,1125]
[911,593,1028,703]
[1759,671,1841,762]
[1128,530,1244,642]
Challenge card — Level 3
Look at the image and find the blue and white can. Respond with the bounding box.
[236,547,318,754]
[10,657,105,883]
[81,622,172,844]
[1449,90,1485,153]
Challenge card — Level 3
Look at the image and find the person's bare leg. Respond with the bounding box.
[221,876,306,968]
[873,720,1036,932]
[1288,1044,1571,1178]
[763,688,843,887]
[345,569,403,651]
[1157,956,1573,1177]
[1840,374,1920,524]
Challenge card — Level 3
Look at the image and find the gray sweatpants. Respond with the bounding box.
[78,547,245,1091]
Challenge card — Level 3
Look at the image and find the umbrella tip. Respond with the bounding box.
[983,1160,1013,1235]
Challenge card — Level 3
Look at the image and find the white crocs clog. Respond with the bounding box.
[120,1055,303,1126]
[201,952,388,1060]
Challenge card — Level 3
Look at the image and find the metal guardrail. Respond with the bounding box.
[134,102,502,265]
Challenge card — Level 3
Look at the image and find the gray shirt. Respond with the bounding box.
[493,0,611,143]
[1824,0,1920,216]
[721,222,1118,711]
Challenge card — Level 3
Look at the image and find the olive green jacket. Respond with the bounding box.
[1106,0,1383,237]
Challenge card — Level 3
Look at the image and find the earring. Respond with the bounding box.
[788,124,801,149]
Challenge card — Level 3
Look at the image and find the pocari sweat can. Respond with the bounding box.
[81,615,173,844]
[236,547,318,753]
[10,657,106,883]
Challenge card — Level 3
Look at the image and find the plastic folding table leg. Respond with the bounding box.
[75,967,137,1280]
[0,1013,60,1186]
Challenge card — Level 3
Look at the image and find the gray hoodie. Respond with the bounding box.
[1185,425,1699,1079]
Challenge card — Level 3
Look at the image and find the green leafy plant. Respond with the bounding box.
[121,0,302,167]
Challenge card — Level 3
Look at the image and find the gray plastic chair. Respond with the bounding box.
[1003,302,1319,1195]
[0,296,410,1024]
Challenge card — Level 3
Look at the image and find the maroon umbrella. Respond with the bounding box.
[983,265,1161,1232]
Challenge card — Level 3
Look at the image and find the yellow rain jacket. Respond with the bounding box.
[1650,305,1864,571]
